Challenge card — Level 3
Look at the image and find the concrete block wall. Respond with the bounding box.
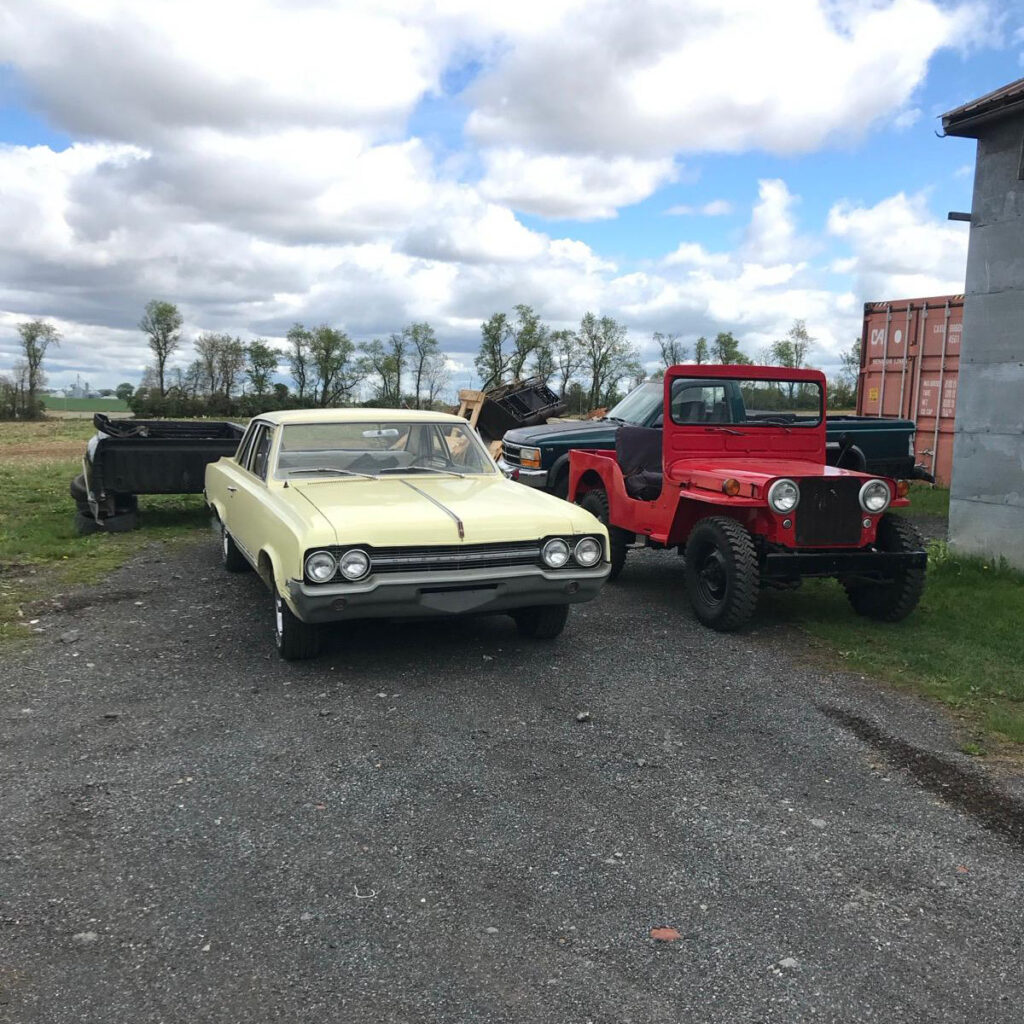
[949,116,1024,569]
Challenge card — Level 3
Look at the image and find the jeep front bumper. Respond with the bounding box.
[762,549,927,581]
[286,563,608,624]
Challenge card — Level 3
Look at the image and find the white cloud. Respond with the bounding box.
[827,191,969,299]
[744,179,802,264]
[479,150,677,219]
[466,0,976,157]
[665,199,734,216]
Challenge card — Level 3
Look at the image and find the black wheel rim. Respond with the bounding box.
[695,545,728,607]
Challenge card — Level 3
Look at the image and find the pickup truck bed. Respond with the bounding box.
[71,414,245,533]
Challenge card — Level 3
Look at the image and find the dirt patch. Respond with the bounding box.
[821,705,1024,849]
[1,441,84,460]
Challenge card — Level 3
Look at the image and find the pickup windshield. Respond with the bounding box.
[606,381,663,425]
[669,377,823,427]
[274,421,495,478]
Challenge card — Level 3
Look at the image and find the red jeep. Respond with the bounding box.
[568,365,927,631]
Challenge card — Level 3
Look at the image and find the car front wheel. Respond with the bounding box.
[274,590,322,661]
[512,604,569,639]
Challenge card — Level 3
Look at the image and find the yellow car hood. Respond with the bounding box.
[291,473,583,546]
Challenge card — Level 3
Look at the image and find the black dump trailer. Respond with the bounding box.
[70,414,245,534]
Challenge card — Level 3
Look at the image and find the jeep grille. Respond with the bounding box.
[795,478,863,546]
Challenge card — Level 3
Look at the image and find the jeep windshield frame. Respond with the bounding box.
[668,375,824,429]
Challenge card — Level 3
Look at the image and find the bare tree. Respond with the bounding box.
[551,329,583,398]
[287,324,312,400]
[407,322,440,409]
[654,331,688,369]
[139,300,183,396]
[16,319,61,418]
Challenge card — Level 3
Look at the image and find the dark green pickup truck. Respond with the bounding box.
[498,378,932,498]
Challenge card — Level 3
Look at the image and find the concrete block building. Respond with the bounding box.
[942,79,1024,569]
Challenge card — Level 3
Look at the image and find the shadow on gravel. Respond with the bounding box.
[821,706,1024,850]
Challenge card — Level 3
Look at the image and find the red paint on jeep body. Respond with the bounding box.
[568,364,908,549]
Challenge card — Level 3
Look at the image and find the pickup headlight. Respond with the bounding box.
[305,550,338,583]
[767,478,800,514]
[338,548,371,580]
[859,479,891,514]
[519,446,542,469]
[541,538,571,568]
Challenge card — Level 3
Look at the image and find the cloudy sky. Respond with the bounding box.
[0,0,1021,394]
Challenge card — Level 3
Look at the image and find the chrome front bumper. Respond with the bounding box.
[286,563,609,624]
[496,457,549,489]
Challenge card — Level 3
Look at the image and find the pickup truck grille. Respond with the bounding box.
[795,478,863,546]
[500,441,524,467]
[361,541,541,574]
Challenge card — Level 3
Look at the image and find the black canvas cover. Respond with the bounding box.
[615,425,663,500]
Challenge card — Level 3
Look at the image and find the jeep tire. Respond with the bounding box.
[683,517,759,631]
[578,488,628,581]
[842,514,925,622]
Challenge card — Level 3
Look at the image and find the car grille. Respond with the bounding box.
[795,478,863,546]
[501,441,524,467]
[358,541,542,574]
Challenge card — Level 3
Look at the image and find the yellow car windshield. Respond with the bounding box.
[275,421,495,478]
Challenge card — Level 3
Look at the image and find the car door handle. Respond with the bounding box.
[227,486,238,493]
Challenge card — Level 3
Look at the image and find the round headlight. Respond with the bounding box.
[541,538,571,568]
[574,537,602,567]
[305,550,338,583]
[767,478,800,514]
[338,548,371,580]
[859,479,891,514]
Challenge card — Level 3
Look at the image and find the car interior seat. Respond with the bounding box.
[616,425,663,501]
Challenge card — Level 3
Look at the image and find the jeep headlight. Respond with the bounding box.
[520,446,542,469]
[767,478,800,514]
[338,548,371,580]
[859,479,891,514]
[305,550,338,583]
[541,538,571,568]
[574,537,602,567]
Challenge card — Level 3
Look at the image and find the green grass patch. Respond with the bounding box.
[767,541,1024,745]
[895,482,949,519]
[41,396,129,412]
[0,425,210,649]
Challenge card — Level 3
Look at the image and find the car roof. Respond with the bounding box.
[253,408,466,426]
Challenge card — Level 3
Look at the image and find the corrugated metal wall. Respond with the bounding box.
[857,294,962,486]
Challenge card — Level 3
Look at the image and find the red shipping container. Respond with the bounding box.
[858,294,962,487]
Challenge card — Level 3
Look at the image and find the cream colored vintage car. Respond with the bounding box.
[205,409,610,659]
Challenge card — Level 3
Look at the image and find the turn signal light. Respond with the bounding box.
[896,480,910,498]
[722,478,741,497]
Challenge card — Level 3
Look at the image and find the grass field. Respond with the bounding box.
[0,419,208,649]
[767,540,1024,748]
[41,396,130,412]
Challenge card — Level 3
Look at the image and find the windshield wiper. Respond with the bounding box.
[704,425,747,436]
[286,467,378,479]
[378,465,466,479]
[601,415,626,423]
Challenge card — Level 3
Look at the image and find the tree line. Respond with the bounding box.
[1,300,862,421]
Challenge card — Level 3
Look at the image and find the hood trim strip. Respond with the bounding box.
[401,480,465,540]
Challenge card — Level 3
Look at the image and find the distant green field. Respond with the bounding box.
[41,396,129,412]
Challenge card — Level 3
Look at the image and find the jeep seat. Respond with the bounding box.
[616,425,663,501]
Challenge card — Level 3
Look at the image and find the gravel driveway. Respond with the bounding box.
[3,535,1022,1023]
